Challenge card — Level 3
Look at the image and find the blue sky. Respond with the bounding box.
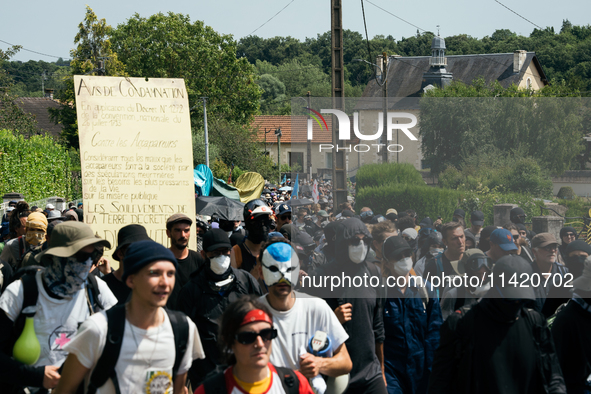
[2,0,590,62]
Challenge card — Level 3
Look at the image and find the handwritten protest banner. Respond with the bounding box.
[74,76,196,259]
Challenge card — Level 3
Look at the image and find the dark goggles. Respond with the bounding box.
[235,328,278,345]
[74,248,102,263]
[466,256,493,272]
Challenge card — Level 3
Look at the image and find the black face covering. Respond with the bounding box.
[218,220,236,232]
[566,255,587,279]
[246,217,270,244]
[481,297,526,322]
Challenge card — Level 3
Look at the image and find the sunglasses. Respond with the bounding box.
[74,248,102,263]
[564,233,576,238]
[542,244,558,252]
[349,237,365,246]
[466,256,493,272]
[279,214,292,221]
[235,328,277,345]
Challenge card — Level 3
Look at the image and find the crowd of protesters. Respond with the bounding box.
[0,180,589,394]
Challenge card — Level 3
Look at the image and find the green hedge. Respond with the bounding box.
[356,182,548,226]
[356,184,461,220]
[356,163,424,190]
[0,129,76,201]
[456,190,546,227]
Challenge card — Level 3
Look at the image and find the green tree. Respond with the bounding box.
[111,12,261,125]
[420,79,585,175]
[50,6,126,148]
[0,46,42,136]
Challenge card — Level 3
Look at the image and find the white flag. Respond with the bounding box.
[312,180,319,203]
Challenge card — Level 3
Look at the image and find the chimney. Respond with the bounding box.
[513,50,527,73]
[376,55,384,80]
[44,89,54,100]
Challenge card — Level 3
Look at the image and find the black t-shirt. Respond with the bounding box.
[176,249,205,288]
[102,272,130,305]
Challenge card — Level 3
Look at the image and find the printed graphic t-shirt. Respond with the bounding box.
[0,270,118,368]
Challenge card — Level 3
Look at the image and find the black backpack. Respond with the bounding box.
[202,365,299,394]
[86,304,189,394]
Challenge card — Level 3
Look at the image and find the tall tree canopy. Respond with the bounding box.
[110,12,261,125]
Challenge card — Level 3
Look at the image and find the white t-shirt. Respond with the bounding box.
[63,308,205,394]
[260,292,349,371]
[0,270,118,368]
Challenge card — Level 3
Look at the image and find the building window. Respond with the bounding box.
[526,78,532,89]
[289,152,304,172]
[326,152,333,169]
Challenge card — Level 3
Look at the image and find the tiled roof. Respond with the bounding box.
[253,115,333,143]
[358,52,548,110]
[13,97,63,138]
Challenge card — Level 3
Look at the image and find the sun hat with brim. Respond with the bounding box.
[47,210,65,221]
[35,221,111,261]
[573,256,591,291]
[317,210,329,218]
[113,224,152,261]
[491,254,536,300]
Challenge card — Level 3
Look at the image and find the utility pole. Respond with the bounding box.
[382,52,388,164]
[41,71,46,96]
[201,97,210,167]
[276,128,282,184]
[331,0,347,208]
[306,91,312,181]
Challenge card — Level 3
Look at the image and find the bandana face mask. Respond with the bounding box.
[25,230,46,246]
[261,242,300,287]
[43,255,93,298]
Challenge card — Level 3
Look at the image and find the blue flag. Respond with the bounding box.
[292,174,299,198]
[282,174,287,185]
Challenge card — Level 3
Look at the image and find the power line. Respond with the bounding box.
[493,0,543,30]
[248,0,296,36]
[364,0,428,33]
[0,39,67,60]
[360,0,374,68]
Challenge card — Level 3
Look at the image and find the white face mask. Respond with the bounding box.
[348,241,367,264]
[470,282,491,297]
[430,248,444,257]
[209,255,231,275]
[393,256,413,276]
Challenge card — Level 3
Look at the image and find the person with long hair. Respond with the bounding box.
[196,295,314,394]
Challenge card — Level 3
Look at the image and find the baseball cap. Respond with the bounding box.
[531,233,558,249]
[492,254,536,300]
[386,208,398,216]
[45,203,55,210]
[317,210,329,218]
[382,236,411,262]
[276,204,292,216]
[166,213,193,229]
[453,209,465,218]
[490,228,518,251]
[471,211,484,226]
[202,229,232,252]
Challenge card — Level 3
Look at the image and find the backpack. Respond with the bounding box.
[86,304,189,394]
[452,304,558,393]
[202,365,299,394]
